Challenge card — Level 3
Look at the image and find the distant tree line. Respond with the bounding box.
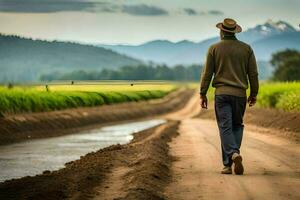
[40,64,202,81]
[271,49,300,81]
[38,49,300,82]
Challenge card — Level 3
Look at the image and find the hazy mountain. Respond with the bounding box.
[0,35,142,82]
[100,39,196,64]
[98,20,299,65]
[251,32,300,60]
[257,61,274,80]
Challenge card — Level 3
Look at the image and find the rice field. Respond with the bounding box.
[0,81,181,115]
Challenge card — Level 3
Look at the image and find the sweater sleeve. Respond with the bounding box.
[200,49,214,96]
[247,49,259,97]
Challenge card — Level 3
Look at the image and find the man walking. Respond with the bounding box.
[199,18,259,175]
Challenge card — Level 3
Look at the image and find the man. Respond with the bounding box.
[199,18,259,175]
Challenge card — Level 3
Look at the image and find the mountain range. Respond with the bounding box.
[0,20,299,82]
[0,35,142,82]
[98,20,300,65]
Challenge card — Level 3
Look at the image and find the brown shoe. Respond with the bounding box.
[221,166,232,174]
[232,153,244,175]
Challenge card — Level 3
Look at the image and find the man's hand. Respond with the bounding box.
[247,96,257,107]
[200,95,208,109]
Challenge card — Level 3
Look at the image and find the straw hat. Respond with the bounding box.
[216,18,242,33]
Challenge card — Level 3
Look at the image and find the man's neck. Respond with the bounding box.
[221,35,237,40]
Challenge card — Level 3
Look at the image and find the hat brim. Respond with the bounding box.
[216,23,242,33]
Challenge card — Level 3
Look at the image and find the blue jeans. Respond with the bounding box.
[215,95,247,167]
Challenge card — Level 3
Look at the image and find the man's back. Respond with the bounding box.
[200,35,258,97]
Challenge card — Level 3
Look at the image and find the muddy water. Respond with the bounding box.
[0,119,165,182]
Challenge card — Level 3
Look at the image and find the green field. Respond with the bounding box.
[257,82,300,111]
[1,81,299,116]
[0,81,179,115]
[207,82,300,112]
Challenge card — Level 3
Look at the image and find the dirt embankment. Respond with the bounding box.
[0,121,179,200]
[0,88,194,145]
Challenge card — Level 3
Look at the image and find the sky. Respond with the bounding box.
[0,0,299,45]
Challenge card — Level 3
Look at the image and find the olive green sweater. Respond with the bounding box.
[200,35,259,97]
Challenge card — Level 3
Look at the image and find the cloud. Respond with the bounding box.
[182,8,224,16]
[208,10,224,15]
[183,8,197,16]
[0,1,168,16]
[122,4,168,16]
[0,1,222,17]
[0,0,107,13]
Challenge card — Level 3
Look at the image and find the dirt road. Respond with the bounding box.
[165,95,300,200]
